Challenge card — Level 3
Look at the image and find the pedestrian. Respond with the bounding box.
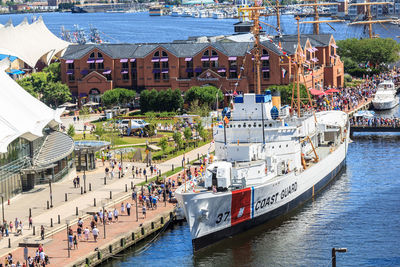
[73,235,78,249]
[143,169,147,177]
[78,218,83,228]
[68,227,73,248]
[126,202,131,216]
[84,227,90,241]
[40,225,44,240]
[136,169,139,177]
[110,170,114,179]
[92,226,99,242]
[77,226,82,240]
[114,208,119,222]
[73,177,77,188]
[142,204,146,219]
[121,202,125,214]
[76,176,80,187]
[108,210,113,224]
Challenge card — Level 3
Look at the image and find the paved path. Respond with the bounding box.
[60,114,103,133]
[0,142,214,261]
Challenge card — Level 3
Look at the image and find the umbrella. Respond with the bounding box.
[325,89,340,94]
[60,102,77,108]
[309,89,326,96]
[83,101,99,107]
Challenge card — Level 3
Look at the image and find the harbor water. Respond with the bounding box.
[1,12,400,43]
[1,11,400,266]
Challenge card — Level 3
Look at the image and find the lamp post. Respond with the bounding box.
[0,193,4,223]
[83,164,87,194]
[332,248,347,267]
[102,204,106,239]
[48,178,53,208]
[66,220,70,258]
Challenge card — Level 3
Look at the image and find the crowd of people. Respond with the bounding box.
[350,116,400,128]
[2,244,48,267]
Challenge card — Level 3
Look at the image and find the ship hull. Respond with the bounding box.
[372,97,399,110]
[192,158,346,251]
[176,132,349,252]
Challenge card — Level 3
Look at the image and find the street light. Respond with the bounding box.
[66,220,70,258]
[48,178,53,208]
[0,193,4,223]
[102,203,106,239]
[332,248,347,267]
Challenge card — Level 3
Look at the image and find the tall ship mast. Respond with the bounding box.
[348,0,394,38]
[175,1,350,252]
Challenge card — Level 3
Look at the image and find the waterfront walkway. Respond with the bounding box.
[0,142,213,266]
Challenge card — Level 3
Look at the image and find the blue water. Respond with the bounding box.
[0,12,400,43]
[2,11,400,266]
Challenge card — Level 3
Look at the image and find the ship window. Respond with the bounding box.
[253,123,257,127]
[286,144,288,147]
[279,145,281,148]
[243,124,246,128]
[265,124,267,127]
[248,124,251,128]
[259,124,261,127]
[272,146,274,149]
[269,123,272,127]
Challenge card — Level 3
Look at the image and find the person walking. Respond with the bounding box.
[28,216,32,229]
[120,202,125,214]
[73,235,78,249]
[40,225,45,240]
[113,208,119,222]
[84,227,90,241]
[126,202,131,216]
[92,226,99,242]
[142,204,146,219]
[68,227,73,249]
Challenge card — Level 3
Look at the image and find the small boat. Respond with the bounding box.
[372,80,399,110]
[213,11,224,19]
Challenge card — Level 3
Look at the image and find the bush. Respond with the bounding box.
[67,125,75,137]
[344,74,352,83]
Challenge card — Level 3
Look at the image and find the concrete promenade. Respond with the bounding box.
[0,142,214,265]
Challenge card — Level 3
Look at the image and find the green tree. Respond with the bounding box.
[172,131,183,150]
[67,124,75,137]
[43,62,61,82]
[93,125,105,140]
[140,90,151,113]
[171,89,184,111]
[42,82,71,107]
[337,38,400,68]
[148,89,159,112]
[185,86,223,109]
[159,137,168,154]
[183,127,192,141]
[101,88,136,107]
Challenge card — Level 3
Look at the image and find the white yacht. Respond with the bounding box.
[212,11,225,19]
[372,80,399,110]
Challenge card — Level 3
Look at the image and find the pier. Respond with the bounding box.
[351,125,400,133]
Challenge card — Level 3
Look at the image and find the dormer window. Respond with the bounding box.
[89,52,95,58]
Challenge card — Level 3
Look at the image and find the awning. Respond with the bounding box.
[121,70,128,74]
[59,102,77,108]
[307,48,314,53]
[195,67,202,73]
[325,88,340,94]
[7,69,25,75]
[87,59,95,63]
[161,69,169,73]
[310,89,326,96]
[66,59,74,64]
[311,58,318,63]
[81,69,89,75]
[66,70,74,75]
[151,58,160,62]
[79,93,88,97]
[120,58,128,63]
[160,57,169,62]
[228,56,237,61]
[95,59,104,63]
[201,57,209,62]
[130,58,136,62]
[103,70,111,74]
[210,56,218,61]
[186,68,193,72]
[217,68,226,73]
[261,56,269,60]
[152,69,161,73]
[229,68,237,72]
[262,67,269,72]
[185,57,192,61]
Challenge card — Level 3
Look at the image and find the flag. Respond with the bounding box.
[281,68,286,78]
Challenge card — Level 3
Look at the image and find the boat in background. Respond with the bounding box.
[372,80,399,110]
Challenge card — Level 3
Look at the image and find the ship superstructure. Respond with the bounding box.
[175,0,350,252]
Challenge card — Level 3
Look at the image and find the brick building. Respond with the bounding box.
[60,34,343,103]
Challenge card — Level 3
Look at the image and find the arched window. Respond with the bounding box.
[262,49,270,80]
[97,52,103,58]
[153,51,160,69]
[162,51,168,57]
[89,52,95,58]
[154,51,160,57]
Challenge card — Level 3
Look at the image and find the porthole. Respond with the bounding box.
[253,123,257,127]
[269,123,272,127]
[286,144,288,147]
[258,124,262,127]
[279,145,281,148]
[238,125,241,128]
[265,124,267,127]
[248,124,251,128]
[272,146,274,149]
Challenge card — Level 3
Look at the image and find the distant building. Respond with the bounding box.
[48,0,75,7]
[60,33,344,105]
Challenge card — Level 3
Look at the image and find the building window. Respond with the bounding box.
[186,60,194,78]
[130,61,137,69]
[154,72,161,81]
[89,63,96,70]
[229,60,237,79]
[131,71,137,80]
[162,72,169,80]
[105,74,112,80]
[98,62,104,70]
[202,50,210,68]
[97,52,103,58]
[89,52,95,58]
[68,74,75,81]
[68,63,74,70]
[122,73,129,80]
[210,50,218,68]
[122,62,129,69]
[153,61,160,69]
[262,49,270,80]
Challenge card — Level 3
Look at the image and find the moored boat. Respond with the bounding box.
[372,80,399,110]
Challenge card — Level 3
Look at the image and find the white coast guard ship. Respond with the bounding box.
[175,92,349,251]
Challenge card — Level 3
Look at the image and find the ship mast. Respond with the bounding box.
[348,0,394,38]
[297,0,344,35]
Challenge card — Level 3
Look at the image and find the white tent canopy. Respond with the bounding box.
[0,17,69,68]
[0,58,64,153]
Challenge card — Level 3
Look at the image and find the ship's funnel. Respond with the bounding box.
[272,90,281,109]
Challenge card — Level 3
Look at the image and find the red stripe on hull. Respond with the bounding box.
[231,188,252,226]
